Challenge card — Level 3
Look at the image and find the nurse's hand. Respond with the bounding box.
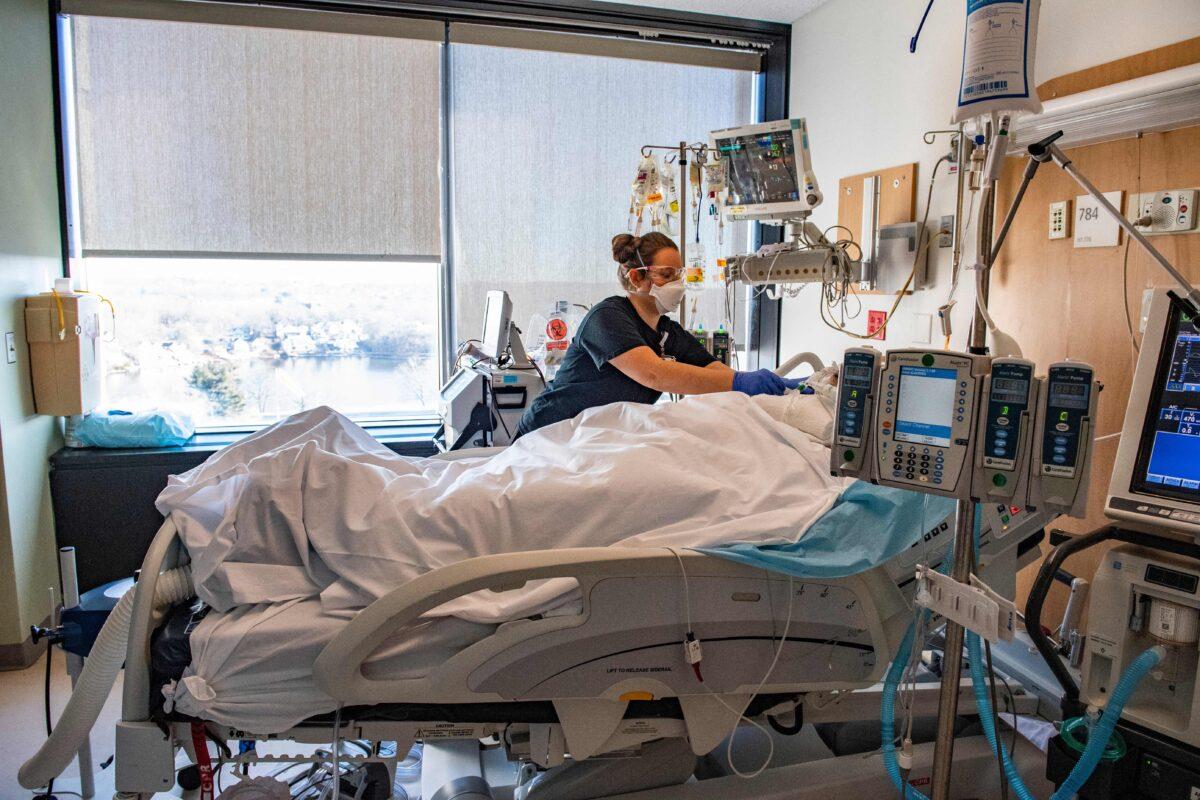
[732,369,803,396]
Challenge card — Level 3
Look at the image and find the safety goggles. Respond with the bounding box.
[629,266,684,283]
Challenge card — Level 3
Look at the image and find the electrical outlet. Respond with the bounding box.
[1049,201,1070,240]
[867,310,887,340]
[1131,189,1198,234]
[4,333,14,365]
[938,215,954,248]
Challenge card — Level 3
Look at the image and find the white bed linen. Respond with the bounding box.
[166,599,495,730]
[158,390,848,625]
[164,386,846,732]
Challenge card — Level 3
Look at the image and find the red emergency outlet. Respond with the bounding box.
[867,310,887,340]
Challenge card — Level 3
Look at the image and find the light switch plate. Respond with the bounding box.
[913,313,932,344]
[938,215,954,248]
[5,332,15,364]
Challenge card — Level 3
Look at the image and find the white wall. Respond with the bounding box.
[781,0,1200,366]
[0,0,67,649]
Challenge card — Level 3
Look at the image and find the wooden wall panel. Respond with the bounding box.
[837,163,918,251]
[992,128,1200,625]
[1037,36,1200,100]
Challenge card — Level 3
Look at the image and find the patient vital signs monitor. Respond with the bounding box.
[709,118,823,222]
[1108,289,1200,538]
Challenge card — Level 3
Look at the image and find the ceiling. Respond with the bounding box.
[629,0,827,24]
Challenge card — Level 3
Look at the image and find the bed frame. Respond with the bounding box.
[111,447,1050,797]
[113,517,915,796]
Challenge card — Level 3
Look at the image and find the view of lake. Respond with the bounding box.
[81,257,441,427]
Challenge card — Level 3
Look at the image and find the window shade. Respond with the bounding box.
[449,22,762,71]
[450,41,754,347]
[70,15,442,258]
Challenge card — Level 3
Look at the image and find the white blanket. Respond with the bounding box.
[158,389,846,625]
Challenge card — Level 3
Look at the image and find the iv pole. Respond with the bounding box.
[928,120,996,800]
[928,127,1200,800]
[639,141,709,330]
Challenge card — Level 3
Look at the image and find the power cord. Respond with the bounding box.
[34,643,56,800]
[820,154,948,339]
[985,640,1009,800]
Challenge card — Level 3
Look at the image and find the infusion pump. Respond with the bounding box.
[832,348,1098,516]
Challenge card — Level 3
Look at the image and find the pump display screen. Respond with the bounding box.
[991,377,1029,404]
[844,364,873,384]
[1132,299,1200,504]
[893,366,958,447]
[1051,383,1089,409]
[715,129,800,206]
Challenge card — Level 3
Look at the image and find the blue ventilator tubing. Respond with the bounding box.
[966,629,1164,800]
[883,624,1163,800]
[882,620,930,800]
[882,518,1162,800]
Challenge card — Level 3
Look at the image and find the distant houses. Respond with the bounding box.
[272,321,365,358]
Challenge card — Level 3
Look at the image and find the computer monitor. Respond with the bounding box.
[708,118,823,222]
[481,290,512,362]
[1107,288,1200,538]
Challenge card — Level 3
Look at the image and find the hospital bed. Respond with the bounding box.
[97,475,1050,799]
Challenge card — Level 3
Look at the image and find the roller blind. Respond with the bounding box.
[69,13,442,258]
[450,40,755,347]
[449,22,762,71]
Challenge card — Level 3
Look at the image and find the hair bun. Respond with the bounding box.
[611,233,641,265]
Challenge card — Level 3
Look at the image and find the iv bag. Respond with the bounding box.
[628,155,656,233]
[684,242,706,292]
[643,156,665,232]
[953,0,1042,123]
[660,166,680,235]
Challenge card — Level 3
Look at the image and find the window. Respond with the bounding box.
[85,258,439,427]
[449,32,755,352]
[59,4,767,430]
[63,12,443,427]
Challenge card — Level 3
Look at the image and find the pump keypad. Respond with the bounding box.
[889,444,946,485]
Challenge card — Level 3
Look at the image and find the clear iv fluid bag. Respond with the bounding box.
[952,0,1043,124]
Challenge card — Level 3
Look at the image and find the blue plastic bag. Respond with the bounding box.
[66,409,194,449]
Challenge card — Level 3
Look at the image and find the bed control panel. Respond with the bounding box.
[873,350,986,500]
[832,347,880,480]
[1031,362,1099,517]
[973,358,1040,508]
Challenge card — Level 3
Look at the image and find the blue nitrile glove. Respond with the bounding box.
[732,369,803,396]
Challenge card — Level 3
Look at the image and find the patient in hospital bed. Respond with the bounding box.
[159,367,858,730]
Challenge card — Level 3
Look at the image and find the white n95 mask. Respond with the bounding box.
[649,279,686,314]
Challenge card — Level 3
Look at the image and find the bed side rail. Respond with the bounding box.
[313,548,762,706]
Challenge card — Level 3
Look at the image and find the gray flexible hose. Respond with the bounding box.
[19,567,194,790]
